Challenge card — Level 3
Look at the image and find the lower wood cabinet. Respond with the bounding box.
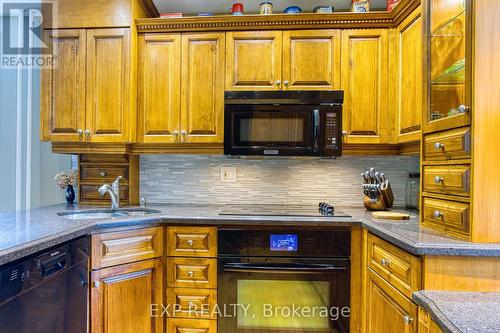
[418,308,443,333]
[167,318,217,333]
[90,258,164,333]
[366,268,418,333]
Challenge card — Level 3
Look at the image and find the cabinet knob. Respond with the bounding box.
[403,315,413,325]
[458,105,470,113]
[172,130,179,136]
[342,130,348,136]
[434,176,444,184]
[100,171,107,177]
[77,129,83,136]
[187,271,194,277]
[434,142,444,151]
[381,258,390,267]
[283,80,289,87]
[180,130,187,143]
[187,239,194,246]
[92,281,101,288]
[275,80,281,86]
[84,129,91,139]
[433,210,443,219]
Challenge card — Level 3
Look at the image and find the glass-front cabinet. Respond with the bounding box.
[424,0,472,133]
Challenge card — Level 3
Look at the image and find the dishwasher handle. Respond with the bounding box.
[39,252,68,278]
[223,262,346,274]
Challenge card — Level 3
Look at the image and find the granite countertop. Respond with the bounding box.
[1,203,500,266]
[413,291,500,333]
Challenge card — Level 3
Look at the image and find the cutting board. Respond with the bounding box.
[372,211,411,220]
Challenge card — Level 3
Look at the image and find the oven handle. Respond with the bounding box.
[223,262,346,274]
[313,109,320,152]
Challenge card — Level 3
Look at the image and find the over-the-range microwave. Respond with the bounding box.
[224,91,344,157]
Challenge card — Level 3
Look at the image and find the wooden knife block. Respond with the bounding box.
[364,182,395,211]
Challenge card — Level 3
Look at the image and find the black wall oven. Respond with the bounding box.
[224,91,344,157]
[218,229,351,333]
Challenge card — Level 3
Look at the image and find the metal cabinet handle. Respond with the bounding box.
[381,258,390,267]
[77,129,83,139]
[434,176,444,184]
[458,105,470,113]
[433,210,443,219]
[100,171,107,177]
[403,315,413,325]
[187,271,194,277]
[434,142,444,151]
[180,130,187,143]
[275,80,281,86]
[187,239,194,246]
[283,80,289,87]
[92,281,101,288]
[84,129,91,140]
[342,130,348,136]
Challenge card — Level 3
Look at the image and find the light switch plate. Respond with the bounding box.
[220,167,237,183]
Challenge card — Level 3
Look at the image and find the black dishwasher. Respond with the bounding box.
[0,236,89,333]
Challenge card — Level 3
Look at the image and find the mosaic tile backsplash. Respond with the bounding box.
[140,155,419,207]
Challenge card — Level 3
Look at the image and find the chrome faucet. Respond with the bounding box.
[98,176,123,209]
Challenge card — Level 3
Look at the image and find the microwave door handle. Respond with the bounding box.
[223,263,346,274]
[313,109,320,152]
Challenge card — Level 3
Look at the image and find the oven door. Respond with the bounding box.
[224,104,320,156]
[218,257,350,333]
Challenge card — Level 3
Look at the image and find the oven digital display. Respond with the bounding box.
[270,234,298,251]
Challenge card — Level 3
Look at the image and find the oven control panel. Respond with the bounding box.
[324,112,339,148]
[270,234,298,252]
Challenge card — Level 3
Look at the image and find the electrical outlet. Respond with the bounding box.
[220,167,237,183]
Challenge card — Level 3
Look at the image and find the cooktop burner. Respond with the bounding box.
[219,203,351,218]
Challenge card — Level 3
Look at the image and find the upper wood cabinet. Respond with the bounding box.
[86,28,131,143]
[41,28,133,143]
[282,30,341,90]
[138,34,181,144]
[181,33,225,143]
[226,31,282,91]
[341,29,389,144]
[41,29,86,142]
[138,32,225,145]
[90,258,163,333]
[393,7,423,143]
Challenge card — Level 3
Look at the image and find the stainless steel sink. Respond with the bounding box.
[58,208,161,220]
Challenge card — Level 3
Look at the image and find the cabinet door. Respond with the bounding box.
[86,28,130,143]
[366,269,418,333]
[90,259,163,333]
[181,33,225,143]
[226,31,282,91]
[394,8,423,143]
[283,30,341,90]
[138,34,181,143]
[341,30,389,144]
[423,0,471,133]
[41,29,86,142]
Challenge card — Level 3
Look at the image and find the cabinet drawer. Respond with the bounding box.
[166,288,217,319]
[167,227,217,257]
[167,258,217,289]
[91,227,163,269]
[423,165,470,196]
[422,197,470,237]
[80,165,128,183]
[367,233,421,299]
[423,127,471,161]
[80,184,129,202]
[167,318,216,333]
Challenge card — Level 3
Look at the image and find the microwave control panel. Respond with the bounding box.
[324,112,339,148]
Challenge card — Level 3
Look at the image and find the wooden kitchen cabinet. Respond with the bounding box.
[418,308,444,333]
[282,30,341,90]
[366,268,418,333]
[138,34,181,144]
[90,258,164,333]
[392,6,423,143]
[181,33,225,143]
[341,29,389,144]
[41,28,134,144]
[41,29,87,142]
[225,31,282,91]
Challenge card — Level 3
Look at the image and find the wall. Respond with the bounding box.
[140,155,420,207]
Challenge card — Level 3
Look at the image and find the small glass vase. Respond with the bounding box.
[66,185,75,204]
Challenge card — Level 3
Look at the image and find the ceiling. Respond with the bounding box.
[152,0,389,15]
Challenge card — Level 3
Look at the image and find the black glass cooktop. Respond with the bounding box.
[219,204,351,218]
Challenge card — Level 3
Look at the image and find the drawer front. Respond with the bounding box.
[91,227,163,269]
[80,184,129,202]
[423,197,470,237]
[167,258,217,289]
[423,165,470,196]
[80,154,129,164]
[367,233,421,298]
[166,288,217,319]
[167,318,216,333]
[80,165,128,183]
[167,227,217,257]
[423,127,471,161]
